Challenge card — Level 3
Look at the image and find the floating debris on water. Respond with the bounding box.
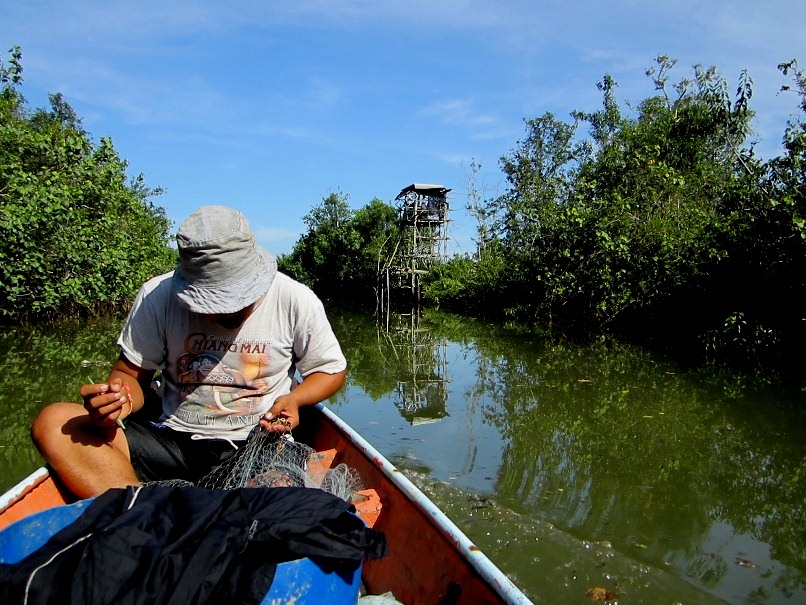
[735,557,758,569]
[80,360,111,368]
[585,586,618,602]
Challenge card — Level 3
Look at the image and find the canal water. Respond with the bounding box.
[0,307,804,604]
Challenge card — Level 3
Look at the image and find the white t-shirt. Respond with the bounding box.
[117,271,347,440]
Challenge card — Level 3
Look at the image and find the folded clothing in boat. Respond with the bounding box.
[0,485,387,605]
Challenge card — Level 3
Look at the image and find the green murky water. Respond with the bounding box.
[1,308,804,604]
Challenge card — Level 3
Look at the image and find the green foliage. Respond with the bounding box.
[0,47,175,322]
[421,55,804,379]
[279,192,399,299]
[422,241,510,315]
[531,58,756,336]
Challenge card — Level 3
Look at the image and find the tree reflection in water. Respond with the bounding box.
[332,306,806,605]
[1,307,804,604]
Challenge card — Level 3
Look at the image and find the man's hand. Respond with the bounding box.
[259,393,299,433]
[79,378,131,428]
[258,370,347,433]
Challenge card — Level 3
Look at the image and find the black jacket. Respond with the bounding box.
[0,485,386,604]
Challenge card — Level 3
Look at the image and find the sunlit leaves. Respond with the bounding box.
[0,47,175,322]
[422,56,804,379]
[280,193,399,300]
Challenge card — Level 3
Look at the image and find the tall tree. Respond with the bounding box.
[0,46,175,321]
[279,193,399,300]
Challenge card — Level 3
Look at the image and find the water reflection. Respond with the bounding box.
[0,317,122,492]
[331,306,806,605]
[2,307,805,604]
[382,310,448,425]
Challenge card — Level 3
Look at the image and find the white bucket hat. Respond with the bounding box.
[174,206,277,314]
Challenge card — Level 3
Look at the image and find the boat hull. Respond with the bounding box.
[0,404,532,604]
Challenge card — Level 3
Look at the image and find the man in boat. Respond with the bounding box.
[31,205,348,499]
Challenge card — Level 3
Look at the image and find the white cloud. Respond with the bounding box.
[419,98,514,141]
[253,225,302,244]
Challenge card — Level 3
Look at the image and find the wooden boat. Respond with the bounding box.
[0,404,533,604]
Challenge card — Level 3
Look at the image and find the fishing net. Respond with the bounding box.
[146,428,363,503]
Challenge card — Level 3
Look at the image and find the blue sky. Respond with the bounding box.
[3,1,805,256]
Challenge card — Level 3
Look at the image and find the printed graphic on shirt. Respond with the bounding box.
[172,332,272,427]
[184,332,271,356]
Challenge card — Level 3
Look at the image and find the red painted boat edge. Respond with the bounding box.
[316,404,532,605]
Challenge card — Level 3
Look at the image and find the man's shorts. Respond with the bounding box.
[124,417,247,483]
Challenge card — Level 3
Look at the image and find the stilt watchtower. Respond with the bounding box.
[390,183,450,300]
